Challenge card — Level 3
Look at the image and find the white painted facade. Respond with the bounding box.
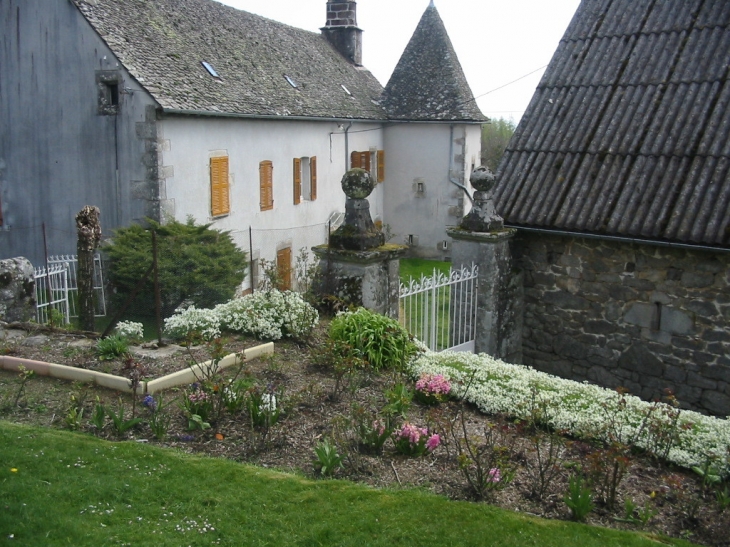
[157,116,385,291]
[382,123,481,259]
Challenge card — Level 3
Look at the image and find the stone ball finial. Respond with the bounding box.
[469,166,496,193]
[341,168,374,199]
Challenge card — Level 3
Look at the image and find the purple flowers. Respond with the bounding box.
[487,468,501,483]
[394,422,440,456]
[415,373,451,404]
[142,395,157,412]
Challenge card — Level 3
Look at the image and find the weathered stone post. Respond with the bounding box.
[76,206,102,331]
[313,169,406,317]
[447,167,523,362]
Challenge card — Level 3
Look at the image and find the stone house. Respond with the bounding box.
[0,0,484,284]
[493,0,730,415]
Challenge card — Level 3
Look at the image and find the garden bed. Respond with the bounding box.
[0,320,728,547]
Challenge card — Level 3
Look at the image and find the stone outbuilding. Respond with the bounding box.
[494,0,730,415]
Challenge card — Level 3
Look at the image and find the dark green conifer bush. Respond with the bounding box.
[105,218,247,316]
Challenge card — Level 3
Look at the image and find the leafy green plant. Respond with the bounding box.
[329,308,417,371]
[142,394,171,440]
[64,406,84,430]
[247,386,281,428]
[90,398,106,431]
[96,334,129,361]
[12,366,35,408]
[616,497,657,527]
[716,486,730,511]
[106,399,142,435]
[188,413,211,431]
[349,403,393,455]
[564,475,594,521]
[313,438,343,477]
[222,378,254,414]
[384,382,413,418]
[105,217,247,316]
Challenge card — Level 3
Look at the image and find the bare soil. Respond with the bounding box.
[1,321,728,547]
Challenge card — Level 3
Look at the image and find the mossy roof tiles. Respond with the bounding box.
[382,5,486,122]
[73,0,386,119]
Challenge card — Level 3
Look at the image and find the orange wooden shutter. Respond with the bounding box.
[377,150,385,182]
[310,156,317,200]
[210,156,230,216]
[293,158,302,204]
[350,150,361,169]
[276,247,292,291]
[260,161,273,211]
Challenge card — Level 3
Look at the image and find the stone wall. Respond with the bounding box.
[0,257,35,323]
[514,233,730,416]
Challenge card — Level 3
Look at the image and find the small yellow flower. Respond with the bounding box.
[10,468,18,473]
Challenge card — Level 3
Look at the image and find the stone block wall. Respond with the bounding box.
[514,233,730,416]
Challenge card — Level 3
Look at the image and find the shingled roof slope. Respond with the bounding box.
[382,4,486,122]
[494,0,730,247]
[73,0,386,119]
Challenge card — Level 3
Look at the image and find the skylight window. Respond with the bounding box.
[201,61,220,78]
[340,84,352,96]
[284,75,299,89]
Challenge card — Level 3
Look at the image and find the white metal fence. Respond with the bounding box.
[399,263,478,352]
[34,264,70,324]
[47,254,106,317]
[34,254,106,324]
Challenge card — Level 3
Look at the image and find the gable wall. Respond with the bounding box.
[383,123,480,258]
[0,0,159,266]
[514,232,730,416]
[157,116,384,290]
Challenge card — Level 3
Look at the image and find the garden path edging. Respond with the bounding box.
[0,342,274,395]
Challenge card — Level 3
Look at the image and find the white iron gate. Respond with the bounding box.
[34,264,70,324]
[399,263,478,352]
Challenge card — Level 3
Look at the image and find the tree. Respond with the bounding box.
[481,117,516,173]
[106,218,247,317]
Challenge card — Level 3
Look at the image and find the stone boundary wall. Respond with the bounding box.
[513,233,730,416]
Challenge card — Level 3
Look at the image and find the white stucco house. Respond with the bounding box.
[1,0,486,287]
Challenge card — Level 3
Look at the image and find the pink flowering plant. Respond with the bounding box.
[414,373,451,405]
[182,383,214,422]
[393,422,441,456]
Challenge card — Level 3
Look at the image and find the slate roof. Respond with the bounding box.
[382,4,486,122]
[73,0,386,119]
[494,0,730,247]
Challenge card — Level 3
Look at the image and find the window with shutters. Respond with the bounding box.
[293,158,302,204]
[276,247,292,291]
[210,156,230,217]
[260,160,273,211]
[293,156,317,202]
[350,150,371,172]
[351,149,385,183]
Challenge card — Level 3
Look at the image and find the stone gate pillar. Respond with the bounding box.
[312,169,406,318]
[447,167,523,362]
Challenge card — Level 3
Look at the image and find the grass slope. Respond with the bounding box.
[399,259,450,284]
[0,422,696,547]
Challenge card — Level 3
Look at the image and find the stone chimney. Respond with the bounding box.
[321,1,363,65]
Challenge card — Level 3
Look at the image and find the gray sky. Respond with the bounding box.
[218,0,581,123]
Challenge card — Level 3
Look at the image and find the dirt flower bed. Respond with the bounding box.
[1,321,728,547]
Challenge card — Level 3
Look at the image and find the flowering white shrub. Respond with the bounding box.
[164,306,221,341]
[408,350,730,474]
[115,320,144,341]
[164,290,318,342]
[215,289,318,340]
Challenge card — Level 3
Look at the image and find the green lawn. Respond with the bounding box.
[0,421,696,547]
[399,258,451,284]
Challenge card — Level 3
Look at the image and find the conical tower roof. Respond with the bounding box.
[383,3,486,121]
